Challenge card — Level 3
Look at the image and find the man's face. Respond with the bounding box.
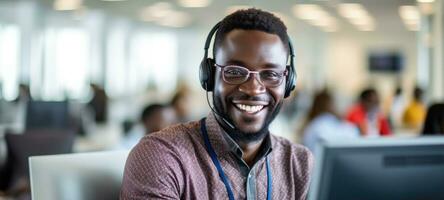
[213,29,287,140]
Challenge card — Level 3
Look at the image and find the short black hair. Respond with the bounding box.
[360,88,377,102]
[141,104,166,122]
[413,86,424,100]
[214,8,289,55]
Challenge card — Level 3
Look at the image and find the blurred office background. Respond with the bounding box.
[0,0,443,199]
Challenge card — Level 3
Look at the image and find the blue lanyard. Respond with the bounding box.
[200,118,272,200]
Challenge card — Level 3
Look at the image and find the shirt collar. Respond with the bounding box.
[204,113,273,161]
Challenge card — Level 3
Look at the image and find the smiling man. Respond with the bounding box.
[121,8,313,200]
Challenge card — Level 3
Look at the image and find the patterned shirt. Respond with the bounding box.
[120,113,314,200]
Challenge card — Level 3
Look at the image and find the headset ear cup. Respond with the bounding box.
[199,58,215,91]
[206,58,215,91]
[199,59,209,91]
[284,65,296,98]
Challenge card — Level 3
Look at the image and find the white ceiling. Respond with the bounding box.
[35,0,418,34]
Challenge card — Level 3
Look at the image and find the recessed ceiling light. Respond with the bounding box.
[178,0,211,8]
[293,4,325,20]
[54,0,83,11]
[156,11,192,27]
[140,2,173,19]
[417,0,434,3]
[399,5,420,21]
[399,5,421,31]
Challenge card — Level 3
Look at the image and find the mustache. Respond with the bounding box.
[229,93,272,103]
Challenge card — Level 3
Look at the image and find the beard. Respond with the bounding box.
[213,92,283,143]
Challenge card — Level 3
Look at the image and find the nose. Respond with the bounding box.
[238,73,266,96]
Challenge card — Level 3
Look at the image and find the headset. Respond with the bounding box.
[199,22,297,98]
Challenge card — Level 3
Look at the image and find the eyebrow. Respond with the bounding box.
[225,59,284,69]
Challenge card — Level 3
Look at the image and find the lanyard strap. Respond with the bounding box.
[200,118,272,200]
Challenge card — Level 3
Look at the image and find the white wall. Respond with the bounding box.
[325,30,418,111]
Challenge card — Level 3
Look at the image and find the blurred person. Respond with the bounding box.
[402,87,426,130]
[387,86,405,128]
[170,87,193,123]
[121,8,313,199]
[302,90,359,154]
[346,88,391,137]
[421,103,444,135]
[87,83,108,123]
[118,104,177,150]
[14,84,32,103]
[141,104,177,134]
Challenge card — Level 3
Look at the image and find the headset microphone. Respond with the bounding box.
[204,83,236,130]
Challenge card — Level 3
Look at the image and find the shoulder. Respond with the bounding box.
[131,120,200,157]
[121,121,201,198]
[271,135,314,169]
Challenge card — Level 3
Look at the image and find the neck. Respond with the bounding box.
[214,114,269,166]
[237,139,266,167]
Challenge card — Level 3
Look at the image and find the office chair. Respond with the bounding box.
[4,132,75,192]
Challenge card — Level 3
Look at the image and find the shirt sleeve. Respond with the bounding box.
[120,136,184,200]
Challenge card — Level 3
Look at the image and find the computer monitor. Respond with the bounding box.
[25,101,70,130]
[308,136,444,200]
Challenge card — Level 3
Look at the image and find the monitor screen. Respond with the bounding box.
[368,52,403,72]
[25,101,70,130]
[308,137,444,200]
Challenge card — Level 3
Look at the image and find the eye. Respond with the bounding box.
[261,70,281,79]
[224,66,247,77]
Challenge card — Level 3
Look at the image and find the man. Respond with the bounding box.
[346,88,391,137]
[121,8,313,200]
[140,104,177,135]
[402,87,426,129]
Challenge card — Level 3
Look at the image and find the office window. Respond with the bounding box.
[105,25,128,98]
[42,27,90,100]
[106,29,178,98]
[129,31,178,94]
[0,24,21,101]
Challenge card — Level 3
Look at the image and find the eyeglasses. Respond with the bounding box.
[215,64,288,87]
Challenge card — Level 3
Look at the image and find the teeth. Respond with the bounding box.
[236,104,264,113]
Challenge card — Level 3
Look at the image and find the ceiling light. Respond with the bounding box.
[417,0,434,3]
[337,3,376,31]
[399,6,420,21]
[293,4,339,32]
[338,3,366,19]
[53,0,83,11]
[156,11,192,27]
[139,2,174,21]
[178,0,211,8]
[293,4,325,20]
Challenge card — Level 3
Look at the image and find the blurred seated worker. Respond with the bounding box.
[388,86,405,128]
[141,104,177,135]
[87,83,108,123]
[302,90,359,154]
[402,87,426,130]
[121,8,313,200]
[421,103,444,135]
[14,83,32,103]
[170,88,192,123]
[118,104,177,150]
[346,88,392,137]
